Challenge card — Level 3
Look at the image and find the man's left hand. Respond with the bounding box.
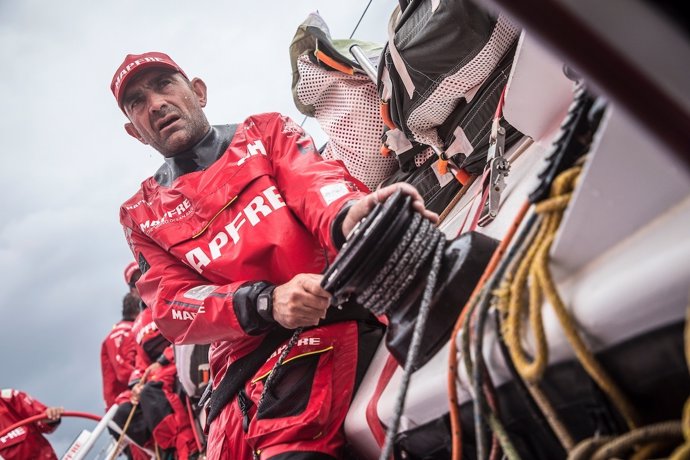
[44,407,64,422]
[342,183,439,238]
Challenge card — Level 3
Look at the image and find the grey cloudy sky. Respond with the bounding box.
[0,0,393,453]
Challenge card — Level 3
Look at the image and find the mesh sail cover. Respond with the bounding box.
[295,55,399,190]
[380,0,520,152]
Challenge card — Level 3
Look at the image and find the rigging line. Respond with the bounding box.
[350,0,374,39]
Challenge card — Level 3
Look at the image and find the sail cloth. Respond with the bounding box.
[289,12,399,190]
[378,0,521,170]
[289,4,521,208]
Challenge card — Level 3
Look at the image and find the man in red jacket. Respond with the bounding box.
[110,301,198,459]
[0,389,63,460]
[112,51,436,459]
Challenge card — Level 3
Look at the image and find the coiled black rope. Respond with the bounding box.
[320,190,450,459]
[358,213,436,315]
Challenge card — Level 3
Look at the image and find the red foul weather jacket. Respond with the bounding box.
[100,319,137,409]
[129,307,176,387]
[0,389,59,460]
[120,113,368,452]
[120,113,367,384]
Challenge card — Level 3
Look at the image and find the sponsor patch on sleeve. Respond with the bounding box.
[320,183,350,206]
[183,285,218,301]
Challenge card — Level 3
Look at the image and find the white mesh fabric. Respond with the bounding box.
[405,14,520,149]
[295,55,399,190]
[415,146,436,168]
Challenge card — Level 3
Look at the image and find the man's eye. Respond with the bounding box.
[129,98,142,110]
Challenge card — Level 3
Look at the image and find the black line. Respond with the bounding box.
[350,0,375,39]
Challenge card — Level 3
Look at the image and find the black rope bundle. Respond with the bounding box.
[358,214,444,316]
[321,190,449,460]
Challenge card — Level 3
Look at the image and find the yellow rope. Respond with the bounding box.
[567,436,612,460]
[534,230,639,429]
[629,441,668,460]
[669,296,690,459]
[504,216,550,382]
[525,382,575,450]
[590,420,682,460]
[671,442,690,460]
[503,165,641,435]
[504,168,575,383]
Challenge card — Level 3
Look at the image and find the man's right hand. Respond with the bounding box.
[272,274,331,329]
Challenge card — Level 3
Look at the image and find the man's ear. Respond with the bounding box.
[190,78,208,108]
[125,122,148,145]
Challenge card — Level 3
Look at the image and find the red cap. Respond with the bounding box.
[124,262,141,285]
[111,51,188,109]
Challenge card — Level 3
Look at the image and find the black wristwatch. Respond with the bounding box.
[257,285,276,323]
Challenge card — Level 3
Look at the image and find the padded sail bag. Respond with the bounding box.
[289,12,399,190]
[378,0,521,169]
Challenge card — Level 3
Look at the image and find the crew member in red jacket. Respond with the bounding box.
[0,389,63,460]
[101,292,140,410]
[111,302,198,459]
[112,52,436,459]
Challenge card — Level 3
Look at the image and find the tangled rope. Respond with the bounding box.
[501,165,641,434]
[447,199,531,460]
[464,212,546,460]
[569,290,690,459]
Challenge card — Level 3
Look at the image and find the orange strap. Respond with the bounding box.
[314,50,354,75]
[437,159,449,175]
[454,168,471,185]
[380,102,396,130]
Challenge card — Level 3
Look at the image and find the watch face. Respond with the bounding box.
[258,295,269,313]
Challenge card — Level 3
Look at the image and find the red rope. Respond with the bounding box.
[0,411,101,438]
[184,396,204,453]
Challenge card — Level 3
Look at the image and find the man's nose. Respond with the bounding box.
[148,92,168,112]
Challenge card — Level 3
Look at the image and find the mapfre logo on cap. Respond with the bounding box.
[114,56,165,92]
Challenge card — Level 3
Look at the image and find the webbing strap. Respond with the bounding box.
[207,329,291,425]
[387,7,415,99]
[365,355,400,447]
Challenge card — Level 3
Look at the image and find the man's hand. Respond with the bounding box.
[44,406,64,422]
[342,183,439,238]
[272,274,332,329]
[142,362,162,383]
[130,382,144,405]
